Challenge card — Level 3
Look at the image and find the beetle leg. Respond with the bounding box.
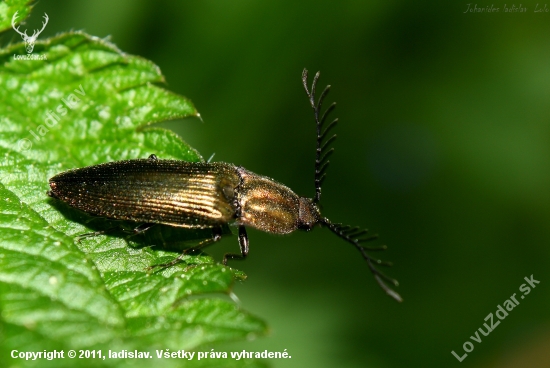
[222,226,249,265]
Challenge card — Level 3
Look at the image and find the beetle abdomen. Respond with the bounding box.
[49,160,241,228]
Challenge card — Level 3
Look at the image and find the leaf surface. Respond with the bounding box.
[0,29,267,368]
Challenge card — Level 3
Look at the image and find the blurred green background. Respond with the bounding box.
[13,1,550,367]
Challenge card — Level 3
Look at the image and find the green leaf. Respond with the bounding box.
[0,0,33,33]
[0,30,267,367]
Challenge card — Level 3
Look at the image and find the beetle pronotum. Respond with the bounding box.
[48,70,402,302]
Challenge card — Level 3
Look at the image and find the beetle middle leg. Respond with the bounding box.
[222,226,249,265]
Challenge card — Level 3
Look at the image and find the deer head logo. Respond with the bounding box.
[12,11,49,54]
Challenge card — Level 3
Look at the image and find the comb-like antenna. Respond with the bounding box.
[321,217,403,302]
[301,69,401,302]
[302,69,338,204]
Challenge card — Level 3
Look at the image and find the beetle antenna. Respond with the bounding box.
[321,217,403,302]
[302,69,338,204]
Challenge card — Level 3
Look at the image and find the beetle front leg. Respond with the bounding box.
[223,226,249,265]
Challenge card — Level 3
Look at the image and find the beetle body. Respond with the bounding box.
[48,70,402,302]
[48,158,320,234]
